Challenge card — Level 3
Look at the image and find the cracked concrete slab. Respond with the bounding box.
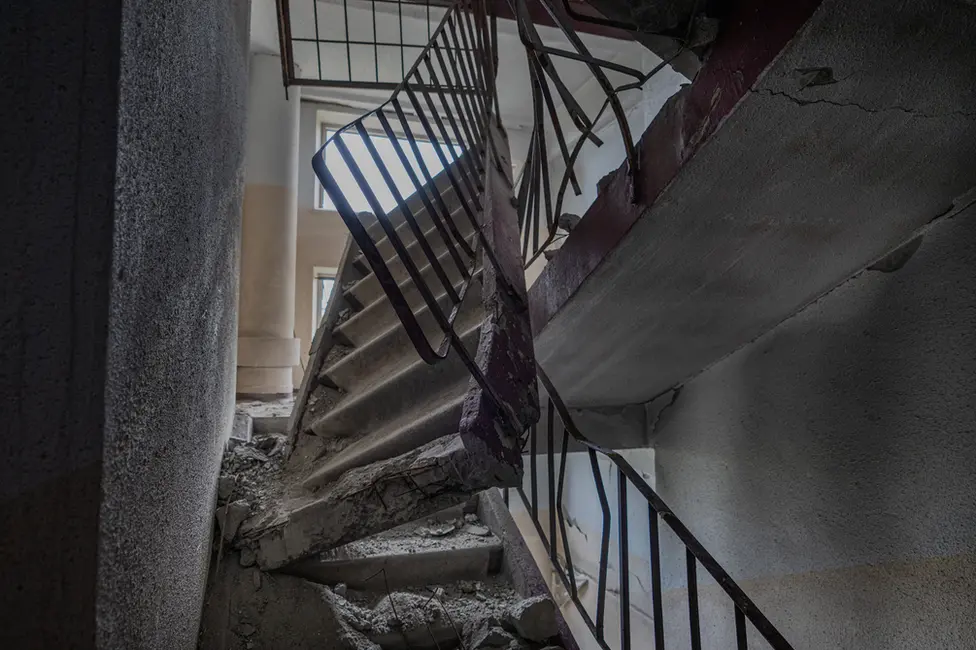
[532,0,976,408]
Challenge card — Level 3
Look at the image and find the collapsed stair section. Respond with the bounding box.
[236,123,538,569]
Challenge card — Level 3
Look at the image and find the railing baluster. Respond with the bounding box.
[687,549,702,650]
[547,398,557,561]
[736,606,748,650]
[618,468,631,650]
[590,449,610,640]
[649,505,665,650]
[402,87,481,230]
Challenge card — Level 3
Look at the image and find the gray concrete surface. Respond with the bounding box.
[648,201,976,648]
[94,1,249,648]
[535,0,976,408]
[1,1,123,646]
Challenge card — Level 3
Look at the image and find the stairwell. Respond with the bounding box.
[200,1,810,648]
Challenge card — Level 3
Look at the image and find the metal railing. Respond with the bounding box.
[307,1,795,648]
[311,0,524,435]
[278,0,451,89]
[512,365,795,650]
[510,0,689,266]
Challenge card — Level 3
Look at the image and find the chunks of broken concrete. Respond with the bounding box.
[502,595,558,642]
[216,500,250,542]
[469,622,518,650]
[217,475,236,502]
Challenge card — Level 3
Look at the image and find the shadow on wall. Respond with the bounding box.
[654,205,976,648]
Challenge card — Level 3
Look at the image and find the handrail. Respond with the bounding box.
[509,0,684,266]
[311,0,524,436]
[511,364,796,650]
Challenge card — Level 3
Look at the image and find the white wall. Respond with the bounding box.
[515,201,976,650]
[524,51,686,286]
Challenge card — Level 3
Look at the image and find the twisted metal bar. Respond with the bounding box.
[511,363,797,650]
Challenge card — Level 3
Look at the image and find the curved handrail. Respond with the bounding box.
[518,363,797,650]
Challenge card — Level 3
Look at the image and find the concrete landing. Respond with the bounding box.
[530,0,976,408]
[236,395,294,434]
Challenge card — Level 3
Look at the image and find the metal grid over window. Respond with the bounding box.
[277,0,478,90]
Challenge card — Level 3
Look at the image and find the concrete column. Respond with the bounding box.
[237,54,301,396]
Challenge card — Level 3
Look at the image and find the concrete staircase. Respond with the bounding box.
[229,134,540,570]
[296,182,484,492]
[204,478,568,650]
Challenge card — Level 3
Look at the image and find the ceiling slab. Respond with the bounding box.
[530,0,976,408]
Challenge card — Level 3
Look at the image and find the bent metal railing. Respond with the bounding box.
[512,366,796,650]
[307,0,794,648]
[510,0,691,266]
[311,0,527,438]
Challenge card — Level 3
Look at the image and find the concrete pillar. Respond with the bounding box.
[237,54,301,396]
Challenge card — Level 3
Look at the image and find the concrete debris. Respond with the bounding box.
[237,622,256,637]
[458,580,481,594]
[464,513,479,524]
[334,582,348,598]
[216,500,250,542]
[253,432,286,457]
[200,556,374,650]
[464,524,491,537]
[217,475,236,502]
[231,411,253,444]
[239,547,256,567]
[469,623,517,650]
[233,446,269,464]
[371,591,441,632]
[421,522,457,537]
[503,596,559,642]
[557,212,582,232]
[216,430,286,522]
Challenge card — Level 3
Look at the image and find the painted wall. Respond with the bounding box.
[650,202,976,649]
[1,1,122,645]
[295,101,350,385]
[516,200,976,649]
[95,1,249,648]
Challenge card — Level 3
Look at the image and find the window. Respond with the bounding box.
[316,273,336,323]
[317,124,461,213]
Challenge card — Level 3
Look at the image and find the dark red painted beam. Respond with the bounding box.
[529,0,825,336]
[487,0,637,41]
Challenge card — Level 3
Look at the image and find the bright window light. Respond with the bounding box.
[318,125,461,213]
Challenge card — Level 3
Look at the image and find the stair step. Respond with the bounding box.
[323,314,483,395]
[282,517,503,590]
[346,236,479,320]
[336,273,482,349]
[304,388,467,488]
[309,320,477,440]
[346,212,477,309]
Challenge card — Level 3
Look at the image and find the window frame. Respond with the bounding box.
[315,120,458,212]
[313,266,338,329]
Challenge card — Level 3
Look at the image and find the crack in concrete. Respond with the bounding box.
[646,386,683,439]
[752,88,976,120]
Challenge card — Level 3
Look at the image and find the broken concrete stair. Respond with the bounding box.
[283,501,503,590]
